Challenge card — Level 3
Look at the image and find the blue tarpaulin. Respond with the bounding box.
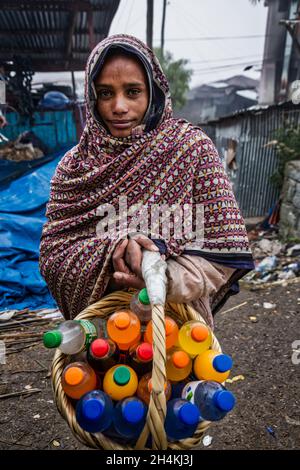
[0,146,72,311]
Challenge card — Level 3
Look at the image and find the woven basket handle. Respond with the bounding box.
[135,249,169,450]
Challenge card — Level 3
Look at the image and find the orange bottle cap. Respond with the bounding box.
[65,367,84,386]
[191,324,209,342]
[114,312,130,330]
[165,318,175,336]
[172,350,190,369]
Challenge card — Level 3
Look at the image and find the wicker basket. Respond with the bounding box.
[51,290,222,450]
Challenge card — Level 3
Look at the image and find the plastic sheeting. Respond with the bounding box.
[0,146,72,311]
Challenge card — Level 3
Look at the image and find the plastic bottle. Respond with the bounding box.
[127,342,153,376]
[107,310,141,351]
[181,380,236,421]
[178,321,212,358]
[130,288,152,330]
[136,372,171,405]
[164,398,200,441]
[87,338,120,374]
[61,362,98,400]
[144,316,178,350]
[166,348,192,382]
[193,350,233,382]
[113,397,148,441]
[43,318,102,354]
[103,365,138,401]
[76,390,113,433]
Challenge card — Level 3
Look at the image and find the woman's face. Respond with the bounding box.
[94,54,149,137]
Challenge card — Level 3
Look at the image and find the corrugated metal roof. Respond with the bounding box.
[0,0,120,72]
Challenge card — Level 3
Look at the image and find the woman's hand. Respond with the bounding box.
[112,234,159,289]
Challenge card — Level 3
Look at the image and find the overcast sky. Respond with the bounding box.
[33,0,268,93]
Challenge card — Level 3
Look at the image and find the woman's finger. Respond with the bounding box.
[125,239,143,278]
[112,239,131,273]
[113,271,145,290]
[132,235,159,252]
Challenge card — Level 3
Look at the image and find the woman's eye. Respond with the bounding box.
[128,89,141,96]
[97,90,112,98]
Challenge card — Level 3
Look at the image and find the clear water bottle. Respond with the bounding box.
[76,390,113,433]
[130,288,152,329]
[113,397,148,441]
[43,318,103,354]
[164,398,200,441]
[181,380,236,421]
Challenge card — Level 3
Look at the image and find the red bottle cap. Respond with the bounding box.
[91,339,109,358]
[137,343,153,362]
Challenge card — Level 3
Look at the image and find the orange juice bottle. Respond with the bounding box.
[166,348,192,382]
[137,372,171,405]
[193,350,233,383]
[178,321,212,358]
[61,362,98,400]
[103,365,138,401]
[107,310,141,352]
[144,316,178,350]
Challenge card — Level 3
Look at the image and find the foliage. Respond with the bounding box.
[154,48,193,110]
[270,126,300,189]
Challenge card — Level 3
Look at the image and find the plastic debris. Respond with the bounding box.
[33,414,40,419]
[24,385,32,390]
[263,302,276,309]
[286,244,300,257]
[52,440,60,447]
[202,435,213,447]
[255,256,278,273]
[249,316,258,322]
[225,375,245,384]
[266,426,276,438]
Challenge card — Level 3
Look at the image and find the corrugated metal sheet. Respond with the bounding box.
[0,0,120,71]
[203,104,300,218]
[2,109,77,150]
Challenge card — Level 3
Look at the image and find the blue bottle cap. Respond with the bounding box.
[178,402,200,425]
[82,398,104,420]
[122,400,145,424]
[213,354,233,373]
[214,390,236,412]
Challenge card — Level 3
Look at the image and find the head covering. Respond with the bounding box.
[39,34,253,319]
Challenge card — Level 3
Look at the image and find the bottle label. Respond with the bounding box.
[76,320,97,351]
[181,381,201,403]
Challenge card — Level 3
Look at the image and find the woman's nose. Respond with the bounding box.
[112,95,129,114]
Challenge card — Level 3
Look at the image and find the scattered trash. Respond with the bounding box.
[225,375,245,384]
[33,414,40,419]
[285,415,300,426]
[263,302,276,309]
[249,316,258,322]
[202,435,213,447]
[52,440,60,447]
[0,311,17,322]
[24,385,32,390]
[286,244,300,257]
[266,426,276,438]
[255,256,278,273]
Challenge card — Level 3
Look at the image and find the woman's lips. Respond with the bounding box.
[110,120,134,129]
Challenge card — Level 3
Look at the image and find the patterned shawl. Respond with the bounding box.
[39,34,252,320]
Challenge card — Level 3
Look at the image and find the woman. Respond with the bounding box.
[39,34,254,327]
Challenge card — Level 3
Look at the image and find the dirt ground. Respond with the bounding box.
[0,281,299,451]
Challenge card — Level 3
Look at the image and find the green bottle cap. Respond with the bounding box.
[113,366,130,386]
[138,288,150,305]
[43,330,63,348]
